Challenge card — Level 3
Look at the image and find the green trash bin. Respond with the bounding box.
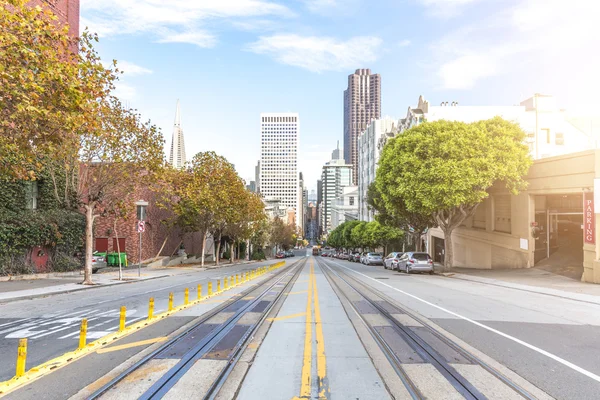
[106,253,118,266]
[118,252,128,267]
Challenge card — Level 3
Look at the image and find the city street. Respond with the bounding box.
[0,258,288,383]
[3,255,599,399]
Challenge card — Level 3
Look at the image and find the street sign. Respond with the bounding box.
[137,220,145,233]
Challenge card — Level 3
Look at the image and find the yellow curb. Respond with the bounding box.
[0,261,287,396]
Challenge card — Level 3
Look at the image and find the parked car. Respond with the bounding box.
[350,252,361,262]
[397,252,434,274]
[384,252,403,270]
[276,252,285,259]
[363,252,383,266]
[91,252,107,274]
[285,250,295,257]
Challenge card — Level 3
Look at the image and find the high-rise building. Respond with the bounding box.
[344,69,381,184]
[259,113,300,216]
[358,117,397,221]
[332,140,340,160]
[320,159,353,235]
[297,172,305,236]
[246,181,256,192]
[255,160,261,193]
[168,100,186,169]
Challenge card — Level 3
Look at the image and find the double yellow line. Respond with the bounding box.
[298,259,328,399]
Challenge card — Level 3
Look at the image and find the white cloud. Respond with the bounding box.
[398,39,411,47]
[431,0,600,90]
[81,0,292,47]
[115,60,153,76]
[246,34,383,72]
[113,82,138,102]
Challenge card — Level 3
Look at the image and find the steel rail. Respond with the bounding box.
[203,258,306,400]
[138,258,306,399]
[320,257,537,400]
[88,258,304,400]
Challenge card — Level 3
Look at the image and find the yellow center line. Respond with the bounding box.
[267,312,307,322]
[313,262,328,399]
[96,337,168,354]
[299,262,313,398]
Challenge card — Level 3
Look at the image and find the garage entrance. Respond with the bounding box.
[534,194,584,279]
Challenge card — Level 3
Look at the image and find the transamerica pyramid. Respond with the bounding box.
[168,99,186,169]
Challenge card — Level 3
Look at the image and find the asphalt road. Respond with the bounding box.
[0,256,302,382]
[319,256,600,400]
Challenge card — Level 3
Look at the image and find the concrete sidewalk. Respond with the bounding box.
[441,267,600,305]
[0,259,267,303]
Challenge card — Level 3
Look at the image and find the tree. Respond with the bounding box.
[351,222,369,251]
[366,221,403,255]
[1,1,115,180]
[269,217,295,251]
[367,182,432,251]
[377,118,532,268]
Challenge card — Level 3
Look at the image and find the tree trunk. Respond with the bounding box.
[82,204,95,285]
[114,218,122,280]
[237,242,240,262]
[441,227,454,270]
[215,232,222,265]
[230,241,234,263]
[413,233,423,252]
[200,230,207,266]
[246,239,250,261]
[154,234,169,261]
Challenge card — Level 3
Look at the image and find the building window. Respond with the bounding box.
[493,195,511,233]
[542,128,550,144]
[555,132,564,145]
[24,181,38,210]
[473,201,486,229]
[349,196,354,206]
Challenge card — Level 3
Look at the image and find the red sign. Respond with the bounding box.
[584,192,595,244]
[137,220,146,233]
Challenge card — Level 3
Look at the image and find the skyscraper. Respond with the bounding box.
[320,159,353,234]
[332,140,340,160]
[168,100,186,169]
[255,160,261,193]
[259,113,300,218]
[343,69,381,184]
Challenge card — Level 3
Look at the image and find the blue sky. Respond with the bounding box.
[81,0,599,191]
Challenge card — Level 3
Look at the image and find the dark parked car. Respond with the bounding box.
[397,252,434,274]
[384,252,403,270]
[350,252,361,262]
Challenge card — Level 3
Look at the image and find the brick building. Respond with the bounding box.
[30,0,80,38]
[93,186,215,264]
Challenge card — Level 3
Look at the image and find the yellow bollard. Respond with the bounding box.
[236,274,239,285]
[231,275,234,286]
[119,306,126,332]
[184,288,189,305]
[78,319,88,350]
[225,277,229,289]
[168,292,174,311]
[16,338,27,377]
[197,284,202,300]
[217,280,221,292]
[208,282,213,296]
[148,297,155,320]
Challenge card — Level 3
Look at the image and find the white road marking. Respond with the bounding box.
[328,259,600,384]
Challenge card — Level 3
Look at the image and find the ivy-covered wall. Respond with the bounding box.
[0,173,85,275]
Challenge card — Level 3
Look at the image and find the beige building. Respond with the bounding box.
[427,150,600,283]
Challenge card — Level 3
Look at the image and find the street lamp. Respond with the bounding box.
[135,200,148,277]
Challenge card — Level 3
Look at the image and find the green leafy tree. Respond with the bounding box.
[351,222,369,251]
[367,182,431,251]
[377,118,532,268]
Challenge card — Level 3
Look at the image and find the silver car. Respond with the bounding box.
[363,252,383,266]
[384,252,403,270]
[397,252,434,274]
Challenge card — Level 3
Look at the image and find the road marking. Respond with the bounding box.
[96,337,168,354]
[286,291,308,295]
[330,260,600,384]
[312,260,328,399]
[300,262,313,398]
[267,312,306,322]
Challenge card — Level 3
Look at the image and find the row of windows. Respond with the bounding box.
[261,116,298,122]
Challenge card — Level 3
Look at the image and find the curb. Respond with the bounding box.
[0,275,171,304]
[443,273,600,306]
[0,261,287,396]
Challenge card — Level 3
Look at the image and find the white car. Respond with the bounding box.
[92,253,107,273]
[397,252,434,274]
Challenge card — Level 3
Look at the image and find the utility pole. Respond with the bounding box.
[135,200,148,277]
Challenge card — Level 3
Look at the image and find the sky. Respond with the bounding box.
[80,0,600,192]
